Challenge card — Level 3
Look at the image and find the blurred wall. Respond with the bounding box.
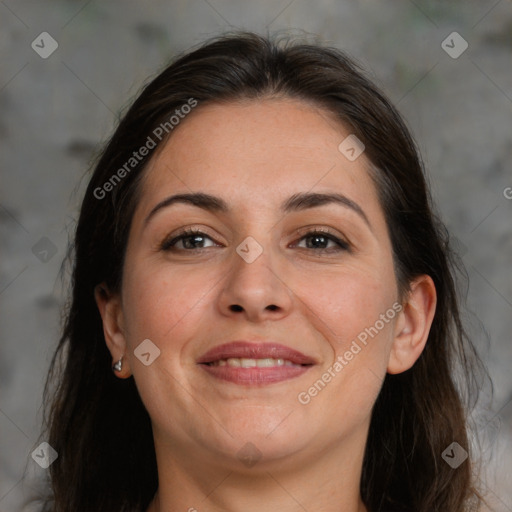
[1,1,511,510]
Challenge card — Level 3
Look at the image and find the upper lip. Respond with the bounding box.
[197,341,316,365]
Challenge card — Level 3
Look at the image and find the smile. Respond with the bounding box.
[206,357,302,368]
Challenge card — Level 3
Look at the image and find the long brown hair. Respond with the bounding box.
[34,31,488,512]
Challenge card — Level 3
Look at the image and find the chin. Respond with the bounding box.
[210,415,314,463]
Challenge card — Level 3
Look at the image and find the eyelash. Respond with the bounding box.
[160,227,350,253]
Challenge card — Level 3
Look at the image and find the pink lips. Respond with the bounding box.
[197,341,316,385]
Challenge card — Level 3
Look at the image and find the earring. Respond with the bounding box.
[112,357,123,372]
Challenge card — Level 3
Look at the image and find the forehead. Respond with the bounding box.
[135,98,382,222]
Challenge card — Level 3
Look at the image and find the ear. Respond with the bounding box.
[94,283,132,378]
[387,274,437,374]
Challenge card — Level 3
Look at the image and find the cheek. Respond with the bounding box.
[294,266,396,408]
[296,266,396,347]
[120,262,218,421]
[121,260,219,349]
[298,294,395,432]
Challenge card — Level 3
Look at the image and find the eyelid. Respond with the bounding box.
[159,226,220,251]
[290,226,351,251]
[292,224,350,242]
[160,225,351,253]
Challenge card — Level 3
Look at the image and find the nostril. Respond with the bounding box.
[229,304,243,312]
[266,305,278,311]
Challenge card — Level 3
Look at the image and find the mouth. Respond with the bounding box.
[197,341,316,385]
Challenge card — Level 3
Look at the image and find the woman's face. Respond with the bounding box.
[107,98,409,470]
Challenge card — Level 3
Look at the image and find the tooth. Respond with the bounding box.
[212,358,301,368]
[256,358,275,367]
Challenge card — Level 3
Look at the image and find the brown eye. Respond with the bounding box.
[160,229,219,251]
[294,230,350,252]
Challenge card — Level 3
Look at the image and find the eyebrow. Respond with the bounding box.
[143,191,372,230]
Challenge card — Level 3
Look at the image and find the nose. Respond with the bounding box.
[216,242,293,323]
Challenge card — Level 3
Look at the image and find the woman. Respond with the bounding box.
[37,32,487,511]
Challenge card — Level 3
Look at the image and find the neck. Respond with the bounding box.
[146,426,369,512]
[148,492,367,512]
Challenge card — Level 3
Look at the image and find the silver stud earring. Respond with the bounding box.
[112,357,123,372]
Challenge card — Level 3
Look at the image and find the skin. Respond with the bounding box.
[95,98,436,512]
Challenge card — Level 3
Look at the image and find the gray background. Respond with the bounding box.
[1,0,511,510]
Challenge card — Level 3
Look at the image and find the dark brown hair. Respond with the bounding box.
[34,31,488,512]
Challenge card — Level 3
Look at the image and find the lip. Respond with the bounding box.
[197,341,316,365]
[197,341,316,386]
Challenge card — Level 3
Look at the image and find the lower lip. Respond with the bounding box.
[198,363,312,385]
